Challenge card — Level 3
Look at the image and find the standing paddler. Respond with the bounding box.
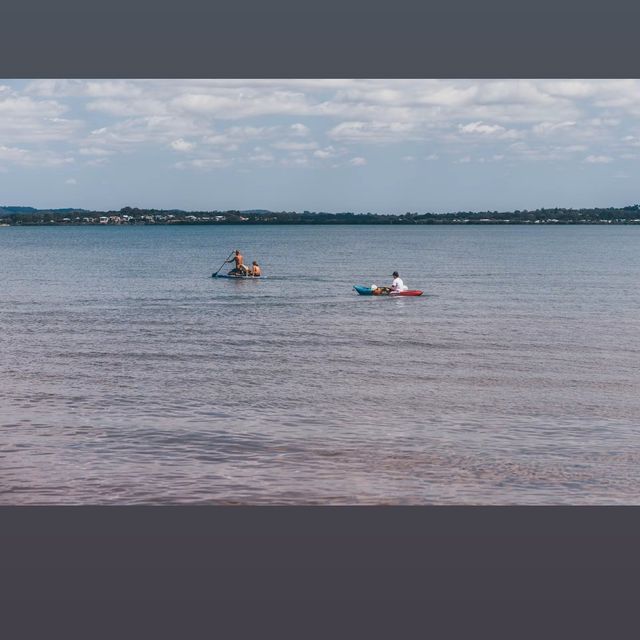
[226,249,250,275]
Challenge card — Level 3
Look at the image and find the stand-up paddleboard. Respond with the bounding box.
[213,272,264,279]
[353,285,423,297]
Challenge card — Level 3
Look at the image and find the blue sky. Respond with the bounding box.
[1,79,639,213]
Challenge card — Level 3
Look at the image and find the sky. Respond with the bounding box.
[1,79,639,213]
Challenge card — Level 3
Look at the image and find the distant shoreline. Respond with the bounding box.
[2,205,640,226]
[3,221,640,226]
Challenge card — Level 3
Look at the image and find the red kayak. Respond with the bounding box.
[353,285,423,297]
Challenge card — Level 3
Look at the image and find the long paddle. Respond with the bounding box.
[212,250,234,277]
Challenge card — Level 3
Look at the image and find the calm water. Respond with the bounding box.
[1,224,639,504]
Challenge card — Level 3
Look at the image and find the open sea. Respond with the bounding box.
[1,224,639,504]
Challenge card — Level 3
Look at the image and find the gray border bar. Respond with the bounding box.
[2,506,640,604]
[2,0,640,77]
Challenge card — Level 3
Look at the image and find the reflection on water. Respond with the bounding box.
[1,225,639,503]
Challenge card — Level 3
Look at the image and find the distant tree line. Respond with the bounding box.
[1,204,640,225]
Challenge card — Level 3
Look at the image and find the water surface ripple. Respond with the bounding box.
[1,225,639,503]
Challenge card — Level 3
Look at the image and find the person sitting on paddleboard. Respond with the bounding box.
[390,271,409,292]
[226,249,250,275]
[250,261,261,277]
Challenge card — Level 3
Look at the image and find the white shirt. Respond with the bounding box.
[391,277,404,291]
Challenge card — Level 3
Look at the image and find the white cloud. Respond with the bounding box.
[459,121,505,135]
[23,79,78,96]
[532,121,576,135]
[0,144,74,168]
[248,152,274,164]
[418,85,478,107]
[86,98,168,118]
[457,121,520,139]
[476,155,505,164]
[588,117,619,127]
[540,80,599,99]
[313,146,338,159]
[79,146,113,156]
[329,121,415,143]
[170,138,196,152]
[349,156,367,166]
[272,140,318,151]
[560,145,587,153]
[83,115,208,154]
[171,89,318,120]
[203,126,277,148]
[290,123,310,136]
[4,79,640,180]
[16,79,640,131]
[84,81,144,98]
[280,155,310,167]
[584,155,613,164]
[176,156,233,170]
[622,135,640,147]
[0,93,80,143]
[0,144,30,164]
[86,158,109,167]
[65,178,77,185]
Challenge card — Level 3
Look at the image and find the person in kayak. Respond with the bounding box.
[250,261,261,277]
[391,271,409,292]
[226,249,250,275]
